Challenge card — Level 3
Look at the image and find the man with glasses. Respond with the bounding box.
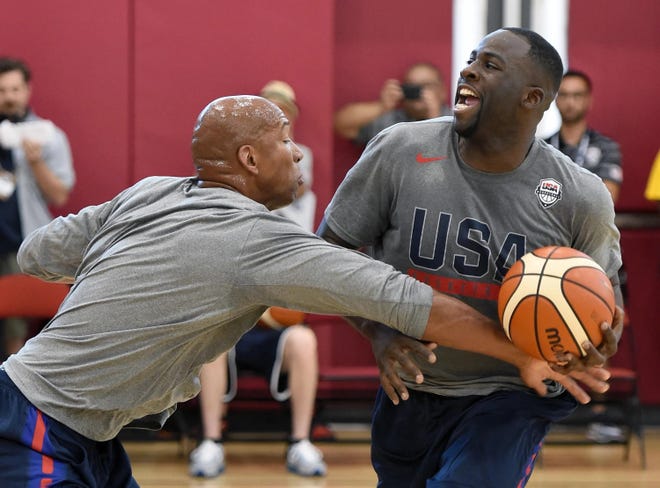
[546,69,622,203]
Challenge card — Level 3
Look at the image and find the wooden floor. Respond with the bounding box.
[126,427,659,487]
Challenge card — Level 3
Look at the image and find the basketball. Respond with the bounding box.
[498,246,616,361]
[258,306,306,329]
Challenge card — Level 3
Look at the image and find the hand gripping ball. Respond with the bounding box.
[498,246,615,361]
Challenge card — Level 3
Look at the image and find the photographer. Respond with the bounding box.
[334,62,450,146]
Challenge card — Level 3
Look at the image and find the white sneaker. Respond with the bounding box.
[189,439,225,477]
[286,439,327,477]
[586,422,626,443]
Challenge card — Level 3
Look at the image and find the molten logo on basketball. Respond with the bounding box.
[545,327,566,354]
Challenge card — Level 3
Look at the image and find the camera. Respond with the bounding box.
[401,83,422,100]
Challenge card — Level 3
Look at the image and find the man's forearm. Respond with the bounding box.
[422,291,530,370]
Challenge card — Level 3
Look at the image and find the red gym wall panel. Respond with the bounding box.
[619,230,660,403]
[322,0,454,381]
[0,1,131,215]
[132,0,335,225]
[567,0,660,403]
[332,0,454,187]
[568,0,660,212]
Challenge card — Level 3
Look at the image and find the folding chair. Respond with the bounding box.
[542,309,646,468]
[0,273,69,326]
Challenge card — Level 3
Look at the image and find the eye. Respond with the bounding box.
[485,62,498,69]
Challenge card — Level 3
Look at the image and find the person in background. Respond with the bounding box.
[188,81,326,478]
[546,69,622,203]
[334,62,451,146]
[0,56,74,358]
[547,69,625,444]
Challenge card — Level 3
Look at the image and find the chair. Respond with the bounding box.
[590,311,646,468]
[0,273,69,326]
[542,310,646,468]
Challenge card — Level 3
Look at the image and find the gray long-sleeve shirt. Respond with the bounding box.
[6,176,433,441]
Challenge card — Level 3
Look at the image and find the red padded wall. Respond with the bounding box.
[132,0,335,225]
[568,0,660,212]
[332,0,453,186]
[0,1,131,215]
[619,230,660,403]
[567,0,660,403]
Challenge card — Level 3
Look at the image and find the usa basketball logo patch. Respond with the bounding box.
[535,178,562,208]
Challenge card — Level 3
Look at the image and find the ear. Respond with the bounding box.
[237,145,259,175]
[523,86,547,110]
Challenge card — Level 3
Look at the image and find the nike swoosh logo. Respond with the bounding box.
[416,153,447,164]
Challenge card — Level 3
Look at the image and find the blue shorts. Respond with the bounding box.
[229,326,292,401]
[0,368,139,487]
[371,387,577,488]
[235,326,285,378]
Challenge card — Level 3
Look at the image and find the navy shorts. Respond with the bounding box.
[0,368,139,487]
[371,387,577,488]
[235,326,284,378]
[228,326,294,402]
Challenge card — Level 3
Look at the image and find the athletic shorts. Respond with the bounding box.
[0,368,139,487]
[231,326,291,401]
[371,387,577,488]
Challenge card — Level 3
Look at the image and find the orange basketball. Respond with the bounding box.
[258,306,306,329]
[498,246,615,361]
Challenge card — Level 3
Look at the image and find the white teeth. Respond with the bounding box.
[459,87,478,97]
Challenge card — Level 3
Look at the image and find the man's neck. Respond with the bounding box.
[559,119,587,146]
[458,133,535,173]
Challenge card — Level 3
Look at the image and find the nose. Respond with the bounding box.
[292,142,303,163]
[460,62,479,81]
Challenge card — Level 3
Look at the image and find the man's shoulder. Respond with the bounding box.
[587,128,621,149]
[385,115,454,135]
[368,116,454,154]
[543,130,560,145]
[535,139,603,179]
[24,111,62,130]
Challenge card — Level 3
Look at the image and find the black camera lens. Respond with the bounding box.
[402,83,422,100]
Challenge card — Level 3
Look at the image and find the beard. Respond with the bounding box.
[453,111,480,138]
[0,105,28,123]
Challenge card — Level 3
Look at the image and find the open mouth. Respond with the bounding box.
[454,87,480,111]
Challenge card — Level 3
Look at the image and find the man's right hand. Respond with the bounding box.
[380,79,404,112]
[518,356,610,405]
[369,325,437,405]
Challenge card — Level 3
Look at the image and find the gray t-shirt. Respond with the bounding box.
[324,116,622,397]
[6,176,433,441]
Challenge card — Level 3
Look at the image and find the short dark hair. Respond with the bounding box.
[503,28,563,94]
[562,69,592,93]
[0,57,31,83]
